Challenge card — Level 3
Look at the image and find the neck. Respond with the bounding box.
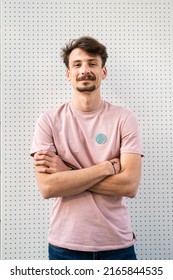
[72,91,102,112]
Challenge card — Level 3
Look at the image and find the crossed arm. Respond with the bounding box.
[33,151,142,199]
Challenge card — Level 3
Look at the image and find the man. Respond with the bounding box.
[31,36,143,260]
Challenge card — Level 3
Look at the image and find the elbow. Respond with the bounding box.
[39,180,62,199]
[39,182,53,199]
[41,190,51,200]
[35,170,60,199]
[127,190,136,199]
[40,188,51,200]
[124,170,141,198]
[126,181,140,198]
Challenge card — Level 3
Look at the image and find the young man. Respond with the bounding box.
[31,36,143,260]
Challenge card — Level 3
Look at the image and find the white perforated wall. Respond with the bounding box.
[1,0,173,259]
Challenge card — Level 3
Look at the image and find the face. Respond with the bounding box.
[66,48,107,93]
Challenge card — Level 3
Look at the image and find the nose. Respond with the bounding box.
[80,64,90,74]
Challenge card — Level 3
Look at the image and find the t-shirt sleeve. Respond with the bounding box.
[30,113,56,157]
[120,110,144,156]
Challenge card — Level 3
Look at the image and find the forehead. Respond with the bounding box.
[69,48,101,63]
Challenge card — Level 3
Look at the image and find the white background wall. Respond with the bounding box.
[1,0,173,259]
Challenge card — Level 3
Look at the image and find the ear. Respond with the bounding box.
[66,68,71,81]
[102,66,107,80]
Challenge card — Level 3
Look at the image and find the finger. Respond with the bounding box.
[109,158,121,174]
[34,154,55,163]
[111,159,121,167]
[34,160,51,167]
[116,163,121,173]
[35,167,52,174]
[36,150,56,157]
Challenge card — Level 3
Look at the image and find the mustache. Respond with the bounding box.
[77,73,96,81]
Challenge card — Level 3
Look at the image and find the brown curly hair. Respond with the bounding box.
[61,36,108,68]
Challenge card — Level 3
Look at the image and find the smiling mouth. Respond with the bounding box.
[79,79,92,82]
[77,74,95,81]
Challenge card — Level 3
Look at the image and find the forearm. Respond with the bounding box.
[89,154,142,198]
[35,161,113,199]
[89,171,140,198]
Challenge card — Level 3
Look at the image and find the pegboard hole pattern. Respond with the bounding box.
[2,0,173,259]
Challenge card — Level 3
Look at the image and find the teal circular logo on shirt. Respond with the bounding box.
[95,133,107,144]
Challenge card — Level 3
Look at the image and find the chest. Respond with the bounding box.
[52,113,121,167]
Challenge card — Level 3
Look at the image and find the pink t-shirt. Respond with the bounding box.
[30,101,143,251]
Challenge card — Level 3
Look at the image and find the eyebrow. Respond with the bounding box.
[72,58,99,64]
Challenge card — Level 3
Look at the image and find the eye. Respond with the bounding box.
[89,63,96,66]
[73,63,81,68]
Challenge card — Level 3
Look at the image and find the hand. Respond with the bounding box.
[34,150,71,174]
[109,158,121,175]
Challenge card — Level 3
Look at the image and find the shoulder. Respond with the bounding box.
[104,101,137,119]
[37,102,70,123]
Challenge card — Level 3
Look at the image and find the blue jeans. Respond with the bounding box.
[49,243,137,260]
